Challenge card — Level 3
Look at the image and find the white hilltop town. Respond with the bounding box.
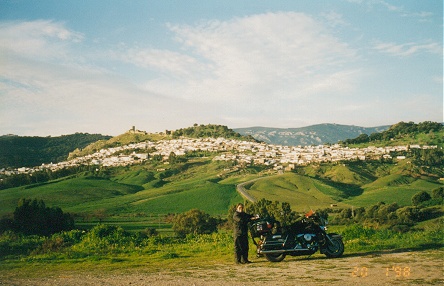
[0,127,438,177]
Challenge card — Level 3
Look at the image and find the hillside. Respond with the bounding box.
[0,150,442,217]
[0,133,112,169]
[234,123,389,146]
[0,121,442,219]
[341,121,444,147]
[68,124,257,160]
[0,157,245,217]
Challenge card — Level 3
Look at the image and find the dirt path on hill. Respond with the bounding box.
[2,250,442,286]
[236,179,259,203]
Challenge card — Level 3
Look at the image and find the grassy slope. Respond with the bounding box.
[245,160,442,209]
[1,130,443,218]
[1,158,441,217]
[346,175,441,206]
[67,132,170,159]
[0,176,142,215]
[0,158,243,217]
[246,173,341,210]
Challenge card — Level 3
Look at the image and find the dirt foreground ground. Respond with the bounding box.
[2,250,442,286]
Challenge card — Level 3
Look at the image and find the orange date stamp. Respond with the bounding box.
[351,266,411,278]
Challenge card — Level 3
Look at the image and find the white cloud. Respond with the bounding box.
[121,48,210,77]
[0,20,192,135]
[0,20,83,61]
[4,12,438,135]
[140,12,358,105]
[373,41,441,57]
[321,11,348,28]
[0,13,359,134]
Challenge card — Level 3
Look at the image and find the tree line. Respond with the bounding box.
[0,198,74,236]
[0,165,95,190]
[341,121,443,145]
[328,187,443,231]
[172,124,257,142]
[0,133,111,169]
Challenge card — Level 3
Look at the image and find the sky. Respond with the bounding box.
[0,0,442,136]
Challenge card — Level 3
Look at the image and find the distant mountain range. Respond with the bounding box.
[234,123,390,146]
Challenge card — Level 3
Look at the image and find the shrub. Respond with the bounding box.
[12,198,74,236]
[342,224,377,240]
[172,209,218,237]
[396,206,420,224]
[412,191,431,206]
[72,224,134,254]
[0,231,45,257]
[432,187,444,199]
[244,198,300,228]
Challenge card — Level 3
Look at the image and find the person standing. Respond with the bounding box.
[233,203,256,264]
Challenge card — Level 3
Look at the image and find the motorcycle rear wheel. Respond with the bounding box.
[323,236,344,258]
[264,253,286,262]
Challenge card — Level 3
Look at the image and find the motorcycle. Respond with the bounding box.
[249,210,344,262]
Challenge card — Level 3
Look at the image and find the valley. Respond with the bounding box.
[0,123,442,220]
[0,122,442,286]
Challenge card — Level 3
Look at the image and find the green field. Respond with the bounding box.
[0,153,442,231]
[246,173,341,210]
[0,158,244,218]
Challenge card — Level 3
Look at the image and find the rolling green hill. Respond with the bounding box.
[0,122,442,222]
[67,131,171,159]
[1,155,441,219]
[0,175,143,213]
[0,133,112,168]
[0,158,245,217]
[245,173,341,210]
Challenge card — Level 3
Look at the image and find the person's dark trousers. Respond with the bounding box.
[234,235,249,263]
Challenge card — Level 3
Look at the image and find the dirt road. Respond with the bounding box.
[2,250,442,285]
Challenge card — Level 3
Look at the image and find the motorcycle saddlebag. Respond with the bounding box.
[250,219,275,238]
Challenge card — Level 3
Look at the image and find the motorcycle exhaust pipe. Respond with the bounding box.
[260,248,309,254]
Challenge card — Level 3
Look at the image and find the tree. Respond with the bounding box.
[369,132,383,141]
[245,198,300,228]
[12,198,74,236]
[411,191,431,206]
[93,209,108,223]
[339,208,353,220]
[396,206,420,224]
[432,187,444,200]
[365,202,385,219]
[168,152,177,164]
[172,209,218,237]
[376,202,399,222]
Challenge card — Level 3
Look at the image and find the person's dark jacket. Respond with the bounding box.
[233,211,254,237]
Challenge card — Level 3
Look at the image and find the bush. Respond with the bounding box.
[427,187,444,206]
[0,231,45,257]
[412,191,431,206]
[172,209,218,237]
[396,206,420,224]
[342,224,377,240]
[12,198,74,236]
[72,224,134,254]
[244,198,300,228]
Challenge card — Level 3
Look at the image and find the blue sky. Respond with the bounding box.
[1,0,442,136]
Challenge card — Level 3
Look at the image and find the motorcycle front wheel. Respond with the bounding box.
[323,235,344,258]
[264,253,286,262]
